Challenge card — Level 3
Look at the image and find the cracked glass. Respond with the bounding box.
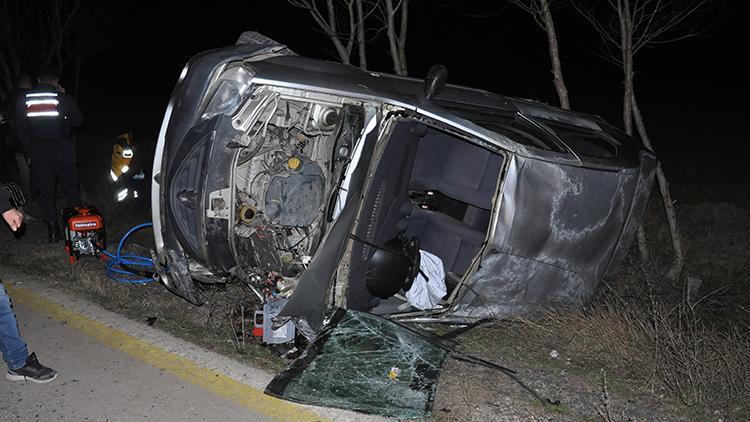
[265,309,449,419]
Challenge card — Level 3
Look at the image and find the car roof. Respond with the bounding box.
[250,55,519,114]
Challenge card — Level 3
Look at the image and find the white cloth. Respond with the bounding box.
[405,250,447,310]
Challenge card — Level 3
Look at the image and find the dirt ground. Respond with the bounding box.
[1,188,747,420]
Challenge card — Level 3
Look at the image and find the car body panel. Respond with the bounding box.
[446,151,656,321]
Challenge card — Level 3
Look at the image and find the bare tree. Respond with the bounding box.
[0,0,31,97]
[286,0,410,74]
[383,0,409,75]
[0,0,109,99]
[576,0,716,278]
[511,0,570,109]
[41,0,83,71]
[62,2,110,96]
[356,0,368,69]
[287,0,359,65]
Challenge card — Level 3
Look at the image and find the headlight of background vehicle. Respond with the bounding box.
[201,66,254,120]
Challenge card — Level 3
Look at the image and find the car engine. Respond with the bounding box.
[232,88,353,290]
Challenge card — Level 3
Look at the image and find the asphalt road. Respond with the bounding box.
[2,297,272,422]
[0,270,378,422]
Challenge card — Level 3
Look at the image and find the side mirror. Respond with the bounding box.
[424,64,448,100]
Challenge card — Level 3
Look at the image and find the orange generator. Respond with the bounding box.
[63,206,106,263]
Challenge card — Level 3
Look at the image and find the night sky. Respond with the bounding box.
[87,2,747,108]
[74,1,748,202]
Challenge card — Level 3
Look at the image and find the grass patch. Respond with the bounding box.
[465,264,750,419]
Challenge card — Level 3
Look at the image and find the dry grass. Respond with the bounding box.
[518,263,750,416]
[540,300,750,409]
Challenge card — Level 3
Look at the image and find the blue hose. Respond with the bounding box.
[100,222,157,284]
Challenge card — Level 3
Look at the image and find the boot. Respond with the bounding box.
[47,222,61,243]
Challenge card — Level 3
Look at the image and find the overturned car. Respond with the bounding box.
[151,32,656,332]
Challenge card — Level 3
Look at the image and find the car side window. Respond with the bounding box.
[484,119,566,153]
[434,102,567,153]
[539,119,619,159]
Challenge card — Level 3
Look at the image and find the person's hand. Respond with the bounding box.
[2,208,23,232]
[57,83,66,94]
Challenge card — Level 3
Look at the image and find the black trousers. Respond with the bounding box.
[29,140,81,224]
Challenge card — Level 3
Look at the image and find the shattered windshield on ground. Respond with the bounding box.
[265,309,450,419]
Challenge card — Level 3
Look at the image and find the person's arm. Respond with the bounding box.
[62,93,83,128]
[0,188,22,232]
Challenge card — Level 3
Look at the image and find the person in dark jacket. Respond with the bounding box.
[16,64,83,242]
[0,188,58,383]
